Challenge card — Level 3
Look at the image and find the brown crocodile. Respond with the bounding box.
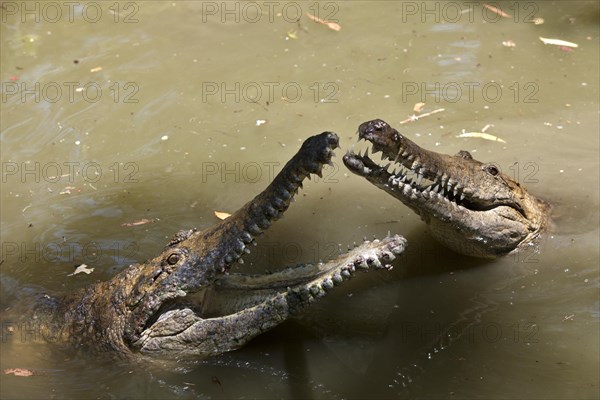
[343,119,550,258]
[0,132,406,358]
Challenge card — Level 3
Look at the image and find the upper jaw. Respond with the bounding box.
[345,120,480,214]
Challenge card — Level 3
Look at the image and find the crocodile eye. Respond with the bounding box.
[485,164,499,176]
[166,253,180,265]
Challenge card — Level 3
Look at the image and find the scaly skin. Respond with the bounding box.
[1,132,406,358]
[343,119,550,258]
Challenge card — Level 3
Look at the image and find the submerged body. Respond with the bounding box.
[1,132,405,358]
[343,119,550,258]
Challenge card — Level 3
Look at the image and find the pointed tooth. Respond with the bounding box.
[264,204,278,218]
[257,217,271,229]
[453,187,459,197]
[241,231,253,244]
[332,272,343,285]
[310,285,322,297]
[411,159,421,171]
[248,223,261,235]
[279,188,291,199]
[441,174,448,187]
[272,197,285,210]
[237,258,244,264]
[460,193,465,201]
[322,278,334,291]
[417,173,423,186]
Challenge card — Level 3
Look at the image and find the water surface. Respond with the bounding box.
[1,1,598,399]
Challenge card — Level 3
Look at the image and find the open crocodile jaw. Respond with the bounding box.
[343,119,548,258]
[120,132,342,355]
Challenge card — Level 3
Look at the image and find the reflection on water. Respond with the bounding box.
[1,1,598,399]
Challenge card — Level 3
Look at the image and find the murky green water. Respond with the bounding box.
[1,1,598,399]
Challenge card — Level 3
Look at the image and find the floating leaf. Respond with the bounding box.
[526,17,545,25]
[539,37,578,48]
[483,3,511,18]
[3,368,35,377]
[413,102,426,113]
[121,218,154,227]
[214,211,231,220]
[68,264,95,276]
[306,12,341,31]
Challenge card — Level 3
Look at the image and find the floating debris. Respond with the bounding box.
[3,368,36,377]
[483,3,511,18]
[214,211,231,220]
[306,12,341,31]
[456,129,506,143]
[399,108,445,125]
[121,218,154,227]
[413,102,426,113]
[68,264,94,276]
[539,37,578,48]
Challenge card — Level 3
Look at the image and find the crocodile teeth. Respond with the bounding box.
[367,257,382,268]
[241,231,253,244]
[354,256,366,269]
[248,223,261,235]
[264,205,278,218]
[257,217,271,230]
[322,278,334,291]
[380,250,393,262]
[310,285,324,297]
[341,269,351,278]
[332,272,343,285]
[279,188,291,200]
[272,197,285,210]
[411,158,421,171]
[290,172,302,183]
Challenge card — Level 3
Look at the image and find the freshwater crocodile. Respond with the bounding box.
[343,119,550,258]
[0,132,406,358]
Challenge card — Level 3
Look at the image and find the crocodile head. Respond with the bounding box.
[343,119,549,258]
[52,132,406,358]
